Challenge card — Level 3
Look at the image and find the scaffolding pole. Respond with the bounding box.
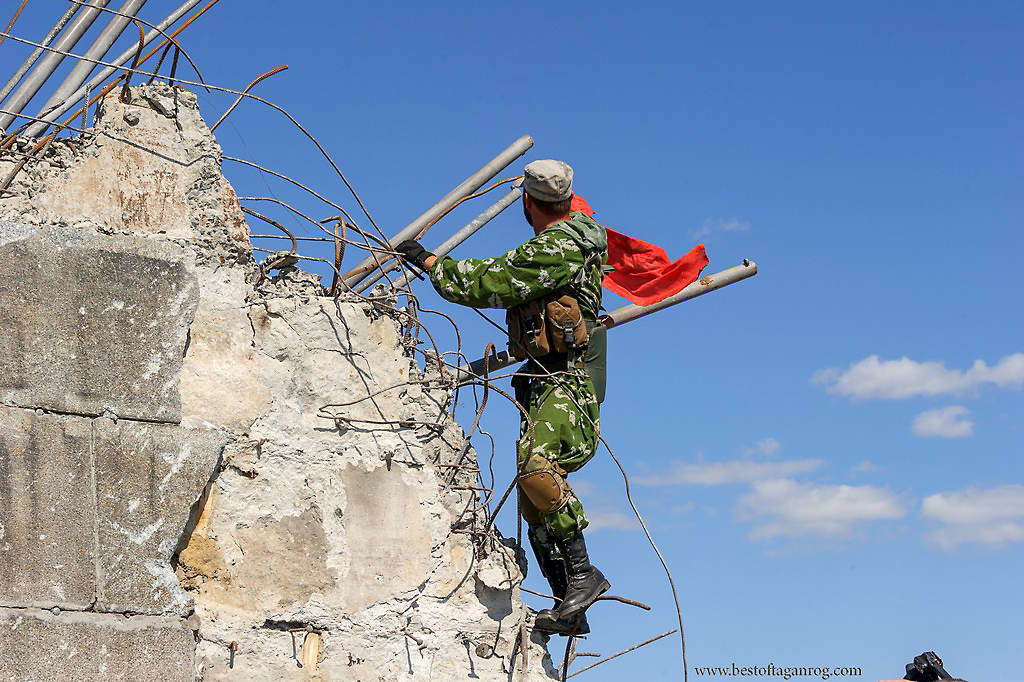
[0,5,80,108]
[360,180,524,293]
[23,0,205,137]
[36,0,149,119]
[342,134,533,289]
[0,1,111,131]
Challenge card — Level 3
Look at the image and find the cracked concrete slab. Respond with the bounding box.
[0,607,194,681]
[0,222,199,422]
[0,408,96,610]
[94,418,225,616]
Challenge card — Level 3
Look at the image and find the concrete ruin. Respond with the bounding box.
[0,84,558,680]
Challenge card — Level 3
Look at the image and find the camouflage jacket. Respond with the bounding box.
[428,212,608,321]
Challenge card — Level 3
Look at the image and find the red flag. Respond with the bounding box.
[570,196,709,306]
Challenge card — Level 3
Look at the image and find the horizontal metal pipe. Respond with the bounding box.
[342,134,534,288]
[360,180,524,293]
[456,259,759,382]
[37,0,149,118]
[0,0,111,131]
[23,0,204,137]
[0,5,80,108]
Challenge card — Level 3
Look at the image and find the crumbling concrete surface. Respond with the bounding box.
[0,84,557,680]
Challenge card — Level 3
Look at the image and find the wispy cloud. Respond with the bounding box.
[922,485,1024,550]
[811,353,1024,400]
[586,510,640,532]
[737,479,907,540]
[637,456,822,486]
[692,217,751,239]
[850,459,878,474]
[912,406,973,438]
[742,437,781,457]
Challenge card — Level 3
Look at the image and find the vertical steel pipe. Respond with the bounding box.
[0,5,80,108]
[37,0,149,118]
[456,259,759,382]
[342,134,534,288]
[0,1,111,131]
[358,180,524,293]
[23,0,204,136]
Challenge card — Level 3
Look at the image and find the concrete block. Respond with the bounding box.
[338,466,433,612]
[0,607,193,681]
[0,408,96,610]
[94,419,224,616]
[0,222,198,422]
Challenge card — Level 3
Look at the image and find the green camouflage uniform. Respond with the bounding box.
[429,213,607,553]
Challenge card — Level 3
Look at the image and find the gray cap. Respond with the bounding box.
[523,159,574,202]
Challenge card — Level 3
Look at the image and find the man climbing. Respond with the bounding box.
[396,159,610,636]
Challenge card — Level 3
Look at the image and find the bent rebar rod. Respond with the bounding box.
[342,134,534,288]
[0,5,80,108]
[0,1,111,131]
[358,180,524,293]
[22,0,204,137]
[36,0,149,119]
[456,258,759,381]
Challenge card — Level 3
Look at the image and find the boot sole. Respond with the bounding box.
[557,578,610,620]
[533,622,591,637]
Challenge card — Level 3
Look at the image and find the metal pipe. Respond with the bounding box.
[0,1,111,131]
[37,0,149,118]
[22,0,204,137]
[457,259,759,381]
[600,258,758,327]
[342,134,534,288]
[0,5,80,109]
[359,180,524,293]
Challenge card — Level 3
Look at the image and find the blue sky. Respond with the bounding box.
[5,2,1022,680]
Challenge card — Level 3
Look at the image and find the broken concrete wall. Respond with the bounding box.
[0,85,556,680]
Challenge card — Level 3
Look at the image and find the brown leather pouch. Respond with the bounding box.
[507,292,588,360]
[507,298,550,360]
[544,293,588,354]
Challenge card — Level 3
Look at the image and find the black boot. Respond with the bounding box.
[529,531,590,636]
[555,532,610,621]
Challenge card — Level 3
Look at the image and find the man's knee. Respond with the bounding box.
[517,453,572,514]
[518,488,542,524]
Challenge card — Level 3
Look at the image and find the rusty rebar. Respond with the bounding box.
[211,65,288,132]
[565,629,677,679]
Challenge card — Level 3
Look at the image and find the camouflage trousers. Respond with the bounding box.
[514,367,600,552]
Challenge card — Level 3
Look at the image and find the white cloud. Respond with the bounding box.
[692,217,751,239]
[850,459,878,474]
[912,406,974,438]
[637,457,822,486]
[586,510,640,531]
[570,479,598,498]
[742,437,781,457]
[737,479,906,540]
[922,485,1024,550]
[812,353,1024,400]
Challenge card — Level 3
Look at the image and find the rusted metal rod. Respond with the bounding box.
[210,65,288,132]
[565,629,677,679]
[342,134,533,287]
[0,0,112,131]
[21,0,205,136]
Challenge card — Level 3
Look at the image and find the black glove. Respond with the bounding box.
[395,239,434,272]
